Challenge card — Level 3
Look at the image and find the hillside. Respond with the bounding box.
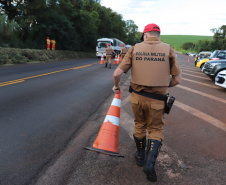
[160,35,213,49]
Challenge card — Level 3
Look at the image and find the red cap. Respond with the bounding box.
[143,23,161,33]
[122,44,124,46]
[107,43,110,46]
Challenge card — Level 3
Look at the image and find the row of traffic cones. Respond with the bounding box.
[100,54,122,65]
[85,92,123,157]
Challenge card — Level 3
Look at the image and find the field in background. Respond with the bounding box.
[160,35,213,50]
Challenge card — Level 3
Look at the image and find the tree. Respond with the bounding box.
[182,42,195,50]
[211,25,226,50]
[125,20,139,45]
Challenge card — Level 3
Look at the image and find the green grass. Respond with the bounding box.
[0,48,96,65]
[160,35,213,50]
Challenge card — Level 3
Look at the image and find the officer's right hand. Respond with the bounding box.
[112,86,120,94]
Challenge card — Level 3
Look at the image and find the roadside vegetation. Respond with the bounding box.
[0,1,225,65]
[0,48,95,65]
[160,25,226,54]
[0,0,140,51]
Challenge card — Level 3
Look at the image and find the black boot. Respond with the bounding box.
[105,63,108,68]
[133,135,146,166]
[143,139,162,182]
[109,63,111,69]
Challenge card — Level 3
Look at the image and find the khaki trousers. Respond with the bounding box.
[121,54,125,60]
[106,55,111,63]
[130,93,165,141]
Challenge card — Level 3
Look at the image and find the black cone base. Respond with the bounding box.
[84,147,124,158]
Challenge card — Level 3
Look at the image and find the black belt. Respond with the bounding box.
[129,86,168,101]
[106,54,112,55]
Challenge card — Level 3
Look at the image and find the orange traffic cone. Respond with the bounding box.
[100,55,104,64]
[85,92,123,157]
[113,55,117,65]
[187,58,189,63]
[117,55,120,64]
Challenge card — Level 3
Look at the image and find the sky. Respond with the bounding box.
[101,0,226,36]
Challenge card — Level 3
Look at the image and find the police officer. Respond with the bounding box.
[46,37,51,50]
[102,43,116,69]
[120,44,128,61]
[112,23,181,182]
[51,39,56,51]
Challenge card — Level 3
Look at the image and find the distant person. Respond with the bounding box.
[120,44,128,61]
[112,23,181,182]
[51,39,56,51]
[46,37,51,50]
[102,43,116,69]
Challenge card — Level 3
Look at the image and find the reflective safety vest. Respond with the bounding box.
[121,47,127,54]
[106,48,114,55]
[131,42,171,87]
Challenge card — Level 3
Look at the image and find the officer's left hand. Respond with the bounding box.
[112,86,120,94]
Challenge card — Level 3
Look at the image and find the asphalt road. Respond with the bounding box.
[1,55,226,185]
[0,58,126,185]
[37,54,226,185]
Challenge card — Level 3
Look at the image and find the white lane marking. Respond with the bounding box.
[181,68,204,74]
[182,72,210,80]
[180,65,197,69]
[174,100,226,132]
[182,78,218,88]
[176,85,226,104]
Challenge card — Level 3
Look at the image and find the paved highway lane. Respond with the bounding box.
[0,58,124,185]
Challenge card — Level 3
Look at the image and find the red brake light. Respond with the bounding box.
[210,58,219,60]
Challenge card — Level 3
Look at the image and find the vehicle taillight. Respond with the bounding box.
[210,58,219,60]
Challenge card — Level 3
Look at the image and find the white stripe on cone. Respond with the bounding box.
[104,115,120,126]
[111,98,121,107]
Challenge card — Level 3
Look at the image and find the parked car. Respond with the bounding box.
[202,59,226,80]
[215,70,226,88]
[189,53,197,57]
[194,51,212,66]
[185,52,193,55]
[196,50,226,69]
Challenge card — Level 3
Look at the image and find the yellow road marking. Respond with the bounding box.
[0,62,98,87]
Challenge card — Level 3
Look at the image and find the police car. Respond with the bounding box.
[215,69,226,88]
